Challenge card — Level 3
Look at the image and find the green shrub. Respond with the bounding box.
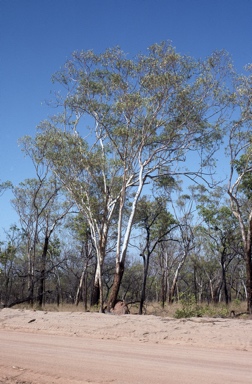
[174,294,203,318]
[174,294,231,319]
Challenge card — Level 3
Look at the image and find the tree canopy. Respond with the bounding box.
[30,42,235,311]
[3,42,252,314]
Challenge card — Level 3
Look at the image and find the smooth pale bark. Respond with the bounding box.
[75,268,86,306]
[228,189,252,313]
[169,257,187,303]
[107,166,145,310]
[35,44,231,311]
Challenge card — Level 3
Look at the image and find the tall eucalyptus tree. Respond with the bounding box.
[227,65,252,312]
[34,42,231,310]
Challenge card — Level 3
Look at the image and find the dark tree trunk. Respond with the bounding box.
[107,261,124,311]
[245,248,252,314]
[27,251,35,307]
[221,256,229,305]
[83,273,88,311]
[168,281,177,303]
[161,270,168,308]
[56,288,60,307]
[139,254,150,315]
[91,282,100,306]
[193,265,198,303]
[90,257,100,307]
[38,236,49,308]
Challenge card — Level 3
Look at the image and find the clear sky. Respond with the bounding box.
[1,0,252,237]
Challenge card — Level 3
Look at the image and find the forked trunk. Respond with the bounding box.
[108,171,144,311]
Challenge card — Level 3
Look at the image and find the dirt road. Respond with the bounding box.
[0,329,251,384]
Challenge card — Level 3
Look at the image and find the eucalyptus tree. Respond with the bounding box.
[12,139,73,306]
[134,196,177,314]
[35,42,231,310]
[35,125,120,312]
[227,65,252,312]
[195,186,241,304]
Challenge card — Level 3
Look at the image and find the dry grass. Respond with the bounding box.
[120,300,248,318]
[14,300,248,318]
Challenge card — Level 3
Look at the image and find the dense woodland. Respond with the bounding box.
[1,42,252,314]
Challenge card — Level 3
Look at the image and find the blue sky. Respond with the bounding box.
[1,0,252,237]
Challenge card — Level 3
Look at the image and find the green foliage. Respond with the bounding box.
[134,196,177,239]
[203,304,230,318]
[66,214,91,242]
[35,42,231,249]
[119,262,143,301]
[174,294,203,318]
[0,180,12,196]
[233,153,252,200]
[8,42,242,309]
[174,294,230,319]
[195,185,238,234]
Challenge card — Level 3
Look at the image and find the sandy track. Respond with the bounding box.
[0,309,252,383]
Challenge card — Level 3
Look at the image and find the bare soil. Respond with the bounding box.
[0,308,252,383]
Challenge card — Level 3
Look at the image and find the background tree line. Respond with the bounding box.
[1,42,252,313]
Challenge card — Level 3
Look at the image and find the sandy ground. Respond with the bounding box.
[0,308,252,383]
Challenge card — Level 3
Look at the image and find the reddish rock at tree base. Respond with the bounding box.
[111,301,130,315]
